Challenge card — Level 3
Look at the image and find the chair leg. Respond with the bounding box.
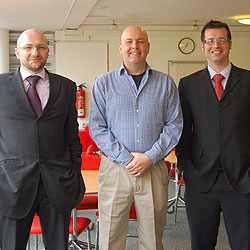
[126,219,138,238]
[35,235,39,250]
[174,183,181,223]
[70,233,92,250]
[174,182,186,223]
[167,164,173,184]
[167,163,179,214]
[86,227,91,250]
[26,235,39,250]
[95,219,99,250]
[68,208,93,250]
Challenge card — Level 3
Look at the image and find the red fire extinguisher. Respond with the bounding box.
[76,83,87,118]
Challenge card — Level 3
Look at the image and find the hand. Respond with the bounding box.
[125,152,152,177]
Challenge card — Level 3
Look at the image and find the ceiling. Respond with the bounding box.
[1,0,250,31]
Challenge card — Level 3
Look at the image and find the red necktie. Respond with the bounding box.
[213,74,224,101]
[26,75,42,116]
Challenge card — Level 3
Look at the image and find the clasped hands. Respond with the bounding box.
[125,152,152,177]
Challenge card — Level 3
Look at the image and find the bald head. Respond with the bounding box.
[17,29,48,48]
[120,26,149,44]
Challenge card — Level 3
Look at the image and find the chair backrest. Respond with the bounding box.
[81,153,101,170]
[84,125,90,132]
[79,130,99,153]
[77,195,98,210]
[29,212,92,235]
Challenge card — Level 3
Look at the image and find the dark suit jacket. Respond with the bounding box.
[0,69,85,219]
[176,64,250,194]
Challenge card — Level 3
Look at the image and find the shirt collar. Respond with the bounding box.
[208,63,232,80]
[19,66,46,81]
[119,62,152,76]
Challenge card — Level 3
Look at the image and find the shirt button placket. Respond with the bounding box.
[136,107,140,146]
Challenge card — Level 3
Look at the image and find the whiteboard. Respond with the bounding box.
[168,60,207,87]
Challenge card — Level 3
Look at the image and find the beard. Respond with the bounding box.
[22,58,47,74]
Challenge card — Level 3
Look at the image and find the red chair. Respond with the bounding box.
[79,129,99,155]
[81,152,101,170]
[77,145,101,210]
[77,195,98,210]
[166,160,182,184]
[166,157,183,215]
[80,148,100,212]
[76,195,99,249]
[84,125,90,132]
[27,211,92,250]
[80,152,100,211]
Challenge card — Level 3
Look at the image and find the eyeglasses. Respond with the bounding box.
[18,45,48,52]
[203,38,231,45]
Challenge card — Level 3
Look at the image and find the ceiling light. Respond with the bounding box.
[238,19,250,25]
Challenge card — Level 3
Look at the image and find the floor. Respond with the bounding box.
[26,180,231,249]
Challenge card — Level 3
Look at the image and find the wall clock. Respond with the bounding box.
[178,38,195,54]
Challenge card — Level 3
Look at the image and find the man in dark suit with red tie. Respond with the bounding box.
[176,20,250,250]
[0,29,85,250]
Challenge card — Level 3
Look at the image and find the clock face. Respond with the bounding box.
[178,38,195,54]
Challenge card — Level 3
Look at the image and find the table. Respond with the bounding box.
[81,170,99,194]
[165,150,177,165]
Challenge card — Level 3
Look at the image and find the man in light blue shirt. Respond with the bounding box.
[89,26,183,250]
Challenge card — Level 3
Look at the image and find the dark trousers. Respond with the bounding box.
[0,177,71,250]
[185,170,250,250]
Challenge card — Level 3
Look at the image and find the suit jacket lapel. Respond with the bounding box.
[7,69,36,115]
[221,64,241,100]
[42,70,61,115]
[8,69,63,117]
[198,68,218,100]
[199,66,241,102]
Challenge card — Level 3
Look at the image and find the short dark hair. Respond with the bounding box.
[201,20,231,42]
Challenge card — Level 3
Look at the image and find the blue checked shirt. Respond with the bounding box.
[89,63,183,168]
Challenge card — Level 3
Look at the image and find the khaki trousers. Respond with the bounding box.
[98,156,168,250]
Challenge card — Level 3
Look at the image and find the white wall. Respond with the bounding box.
[55,40,108,128]
[55,26,250,126]
[0,29,9,73]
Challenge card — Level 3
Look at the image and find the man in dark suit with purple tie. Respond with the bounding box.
[176,20,250,250]
[0,29,85,250]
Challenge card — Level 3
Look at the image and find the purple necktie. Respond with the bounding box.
[213,74,224,101]
[26,75,42,116]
